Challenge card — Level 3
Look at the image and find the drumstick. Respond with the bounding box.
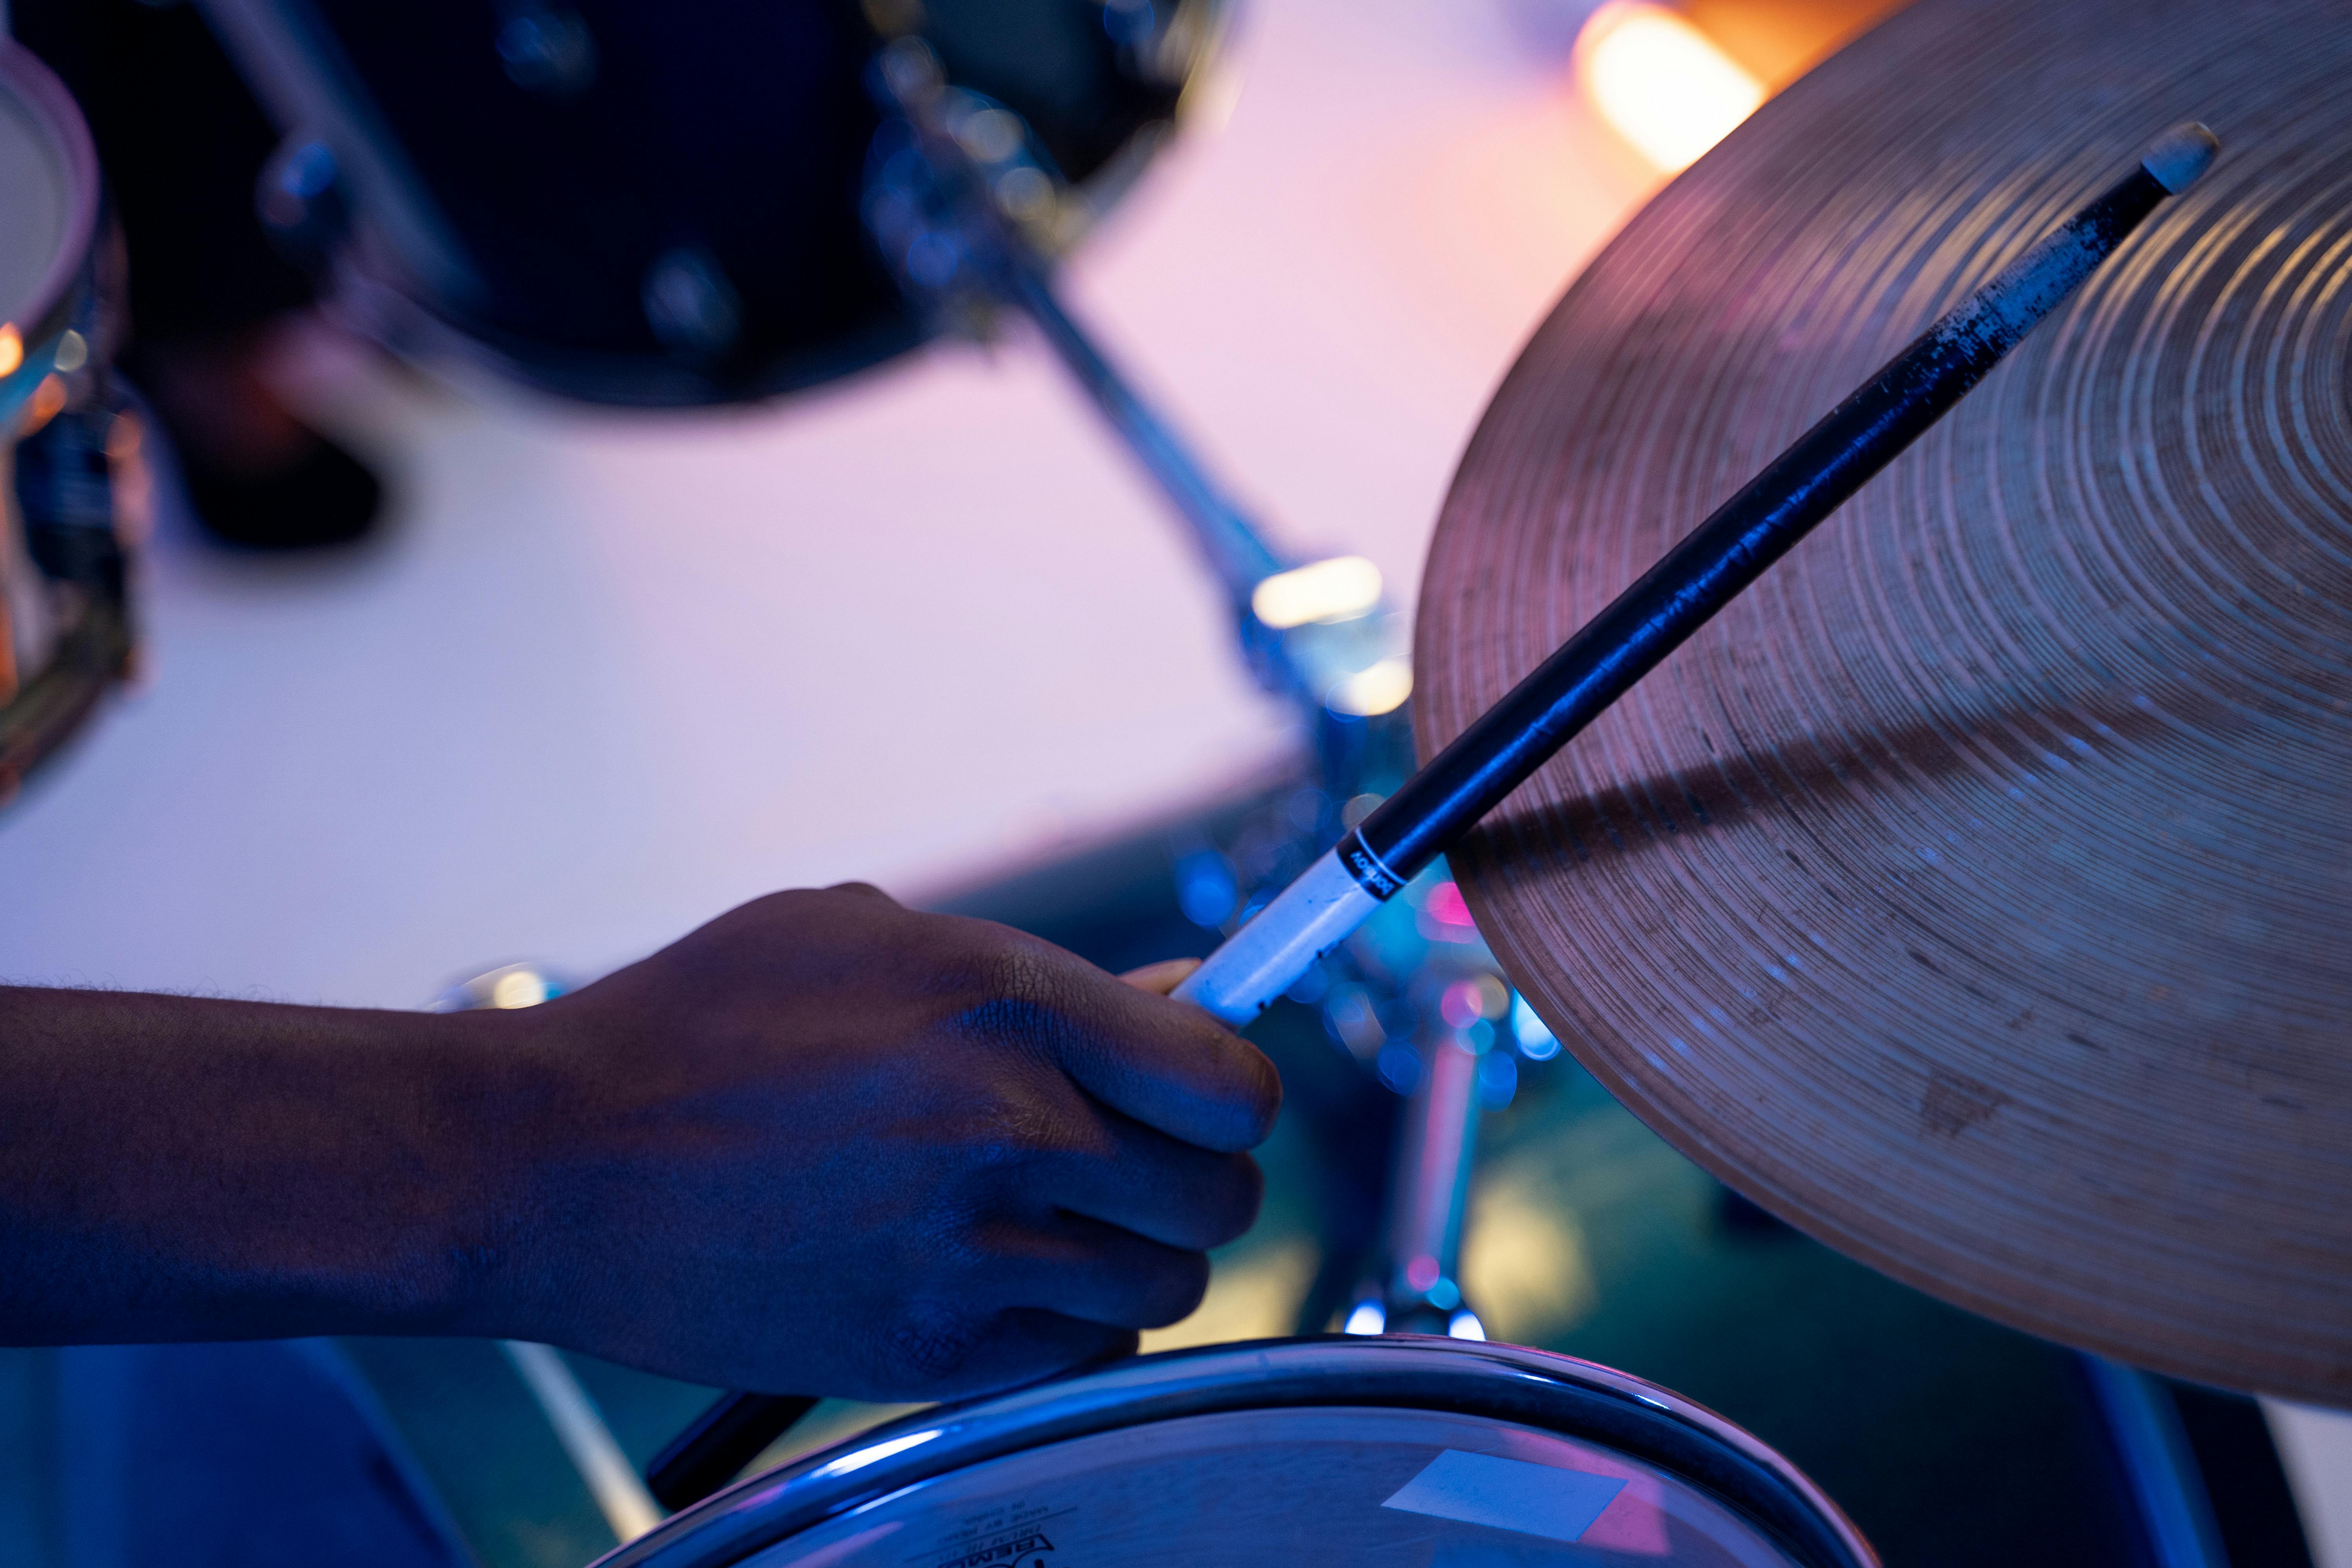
[644,1391,819,1512]
[1174,123,2218,1025]
[644,124,2216,1517]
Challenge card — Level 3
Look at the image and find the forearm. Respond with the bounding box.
[0,886,1279,1399]
[0,986,539,1345]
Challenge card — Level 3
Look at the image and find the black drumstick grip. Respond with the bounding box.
[644,1390,820,1512]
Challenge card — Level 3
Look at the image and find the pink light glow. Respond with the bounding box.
[1425,881,1474,925]
[1439,980,1486,1029]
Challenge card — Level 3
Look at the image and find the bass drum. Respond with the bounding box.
[599,1338,1876,1568]
[0,41,138,800]
[194,0,1225,406]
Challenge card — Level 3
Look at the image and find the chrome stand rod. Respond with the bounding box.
[1002,265,1290,604]
[1379,1035,1482,1334]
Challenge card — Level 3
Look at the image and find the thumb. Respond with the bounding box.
[1118,958,1202,997]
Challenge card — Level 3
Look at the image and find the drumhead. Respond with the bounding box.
[0,44,98,354]
[601,1339,1875,1568]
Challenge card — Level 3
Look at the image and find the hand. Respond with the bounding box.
[481,885,1280,1402]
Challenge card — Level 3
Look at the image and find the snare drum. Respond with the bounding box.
[0,42,137,799]
[601,1337,1876,1568]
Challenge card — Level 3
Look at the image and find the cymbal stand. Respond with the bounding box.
[640,36,1524,1514]
[865,36,1517,1333]
[1361,1028,1485,1339]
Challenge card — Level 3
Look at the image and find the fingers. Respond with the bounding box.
[849,1214,1203,1398]
[990,1211,1212,1329]
[1036,1112,1263,1252]
[1016,956,1281,1154]
[866,1226,1201,1397]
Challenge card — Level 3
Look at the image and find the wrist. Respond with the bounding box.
[418,1000,581,1342]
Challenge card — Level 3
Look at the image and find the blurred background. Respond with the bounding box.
[0,0,1871,1010]
[0,0,2347,1564]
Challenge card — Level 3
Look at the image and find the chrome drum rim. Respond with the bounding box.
[598,1336,1877,1568]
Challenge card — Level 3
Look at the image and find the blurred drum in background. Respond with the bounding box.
[195,0,1226,405]
[0,42,138,800]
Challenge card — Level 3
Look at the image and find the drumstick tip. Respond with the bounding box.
[2141,122,2218,194]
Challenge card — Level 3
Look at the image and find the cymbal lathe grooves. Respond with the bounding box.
[1417,0,2352,1403]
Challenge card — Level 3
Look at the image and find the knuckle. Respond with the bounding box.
[946,942,1086,1056]
[948,1054,1096,1163]
[872,1301,989,1388]
[962,1088,1067,1169]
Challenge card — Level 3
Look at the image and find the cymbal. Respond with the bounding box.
[1417,0,2352,1401]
